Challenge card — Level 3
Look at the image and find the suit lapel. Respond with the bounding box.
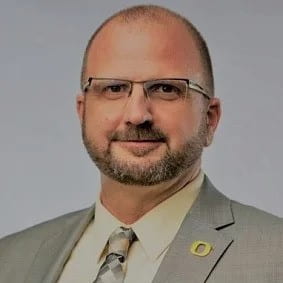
[24,205,95,283]
[152,176,235,283]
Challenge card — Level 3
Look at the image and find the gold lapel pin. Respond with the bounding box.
[190,240,213,257]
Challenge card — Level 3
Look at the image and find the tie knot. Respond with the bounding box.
[107,227,136,261]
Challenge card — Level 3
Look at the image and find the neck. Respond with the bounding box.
[99,160,201,224]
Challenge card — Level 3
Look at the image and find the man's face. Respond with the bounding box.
[77,19,218,186]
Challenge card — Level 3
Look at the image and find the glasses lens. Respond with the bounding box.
[90,79,131,99]
[145,79,187,100]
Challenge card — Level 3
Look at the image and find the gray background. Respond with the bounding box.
[0,0,282,238]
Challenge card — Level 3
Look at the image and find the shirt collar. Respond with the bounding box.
[92,170,204,262]
[132,171,204,260]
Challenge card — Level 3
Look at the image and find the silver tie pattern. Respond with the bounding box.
[93,227,136,283]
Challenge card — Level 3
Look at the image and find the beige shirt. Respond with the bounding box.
[58,171,204,283]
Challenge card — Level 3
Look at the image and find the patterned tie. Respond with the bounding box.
[93,227,136,283]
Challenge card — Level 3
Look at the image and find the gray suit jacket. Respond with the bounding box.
[1,176,283,283]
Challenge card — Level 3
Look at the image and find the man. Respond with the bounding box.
[0,4,282,283]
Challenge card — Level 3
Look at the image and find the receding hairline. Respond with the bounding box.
[80,5,214,97]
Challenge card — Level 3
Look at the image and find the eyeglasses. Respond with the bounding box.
[83,78,210,101]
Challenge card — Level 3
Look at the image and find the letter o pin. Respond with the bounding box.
[190,241,213,257]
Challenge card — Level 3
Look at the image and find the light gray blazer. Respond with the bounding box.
[1,176,283,283]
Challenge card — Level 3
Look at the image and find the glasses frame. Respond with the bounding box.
[82,77,211,100]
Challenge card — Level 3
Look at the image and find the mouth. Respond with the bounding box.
[116,138,166,142]
[112,139,165,154]
[122,140,164,142]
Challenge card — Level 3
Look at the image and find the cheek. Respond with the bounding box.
[84,104,120,144]
[157,104,201,148]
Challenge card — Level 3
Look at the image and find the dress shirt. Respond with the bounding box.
[58,171,204,283]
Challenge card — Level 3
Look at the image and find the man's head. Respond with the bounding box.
[77,5,221,186]
[80,5,214,96]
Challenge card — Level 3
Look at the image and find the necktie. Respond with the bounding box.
[93,227,136,283]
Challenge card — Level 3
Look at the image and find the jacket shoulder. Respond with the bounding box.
[231,200,283,226]
[0,206,93,282]
[0,206,92,258]
[225,200,283,246]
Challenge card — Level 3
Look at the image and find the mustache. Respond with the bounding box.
[110,125,167,142]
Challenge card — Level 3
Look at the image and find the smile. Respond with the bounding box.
[113,140,164,152]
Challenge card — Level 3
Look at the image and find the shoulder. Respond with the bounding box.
[0,206,92,253]
[225,200,283,248]
[0,206,93,281]
[231,200,283,226]
[203,175,283,228]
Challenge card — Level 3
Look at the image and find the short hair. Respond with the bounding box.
[80,4,214,96]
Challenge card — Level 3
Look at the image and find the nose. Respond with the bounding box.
[122,84,153,126]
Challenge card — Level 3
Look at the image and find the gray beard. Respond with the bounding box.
[82,117,207,186]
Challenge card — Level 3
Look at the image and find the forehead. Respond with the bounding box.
[85,18,203,81]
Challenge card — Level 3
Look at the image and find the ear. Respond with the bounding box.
[76,93,85,125]
[205,97,221,146]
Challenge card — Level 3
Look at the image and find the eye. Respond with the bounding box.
[103,84,128,93]
[100,83,129,100]
[149,83,183,100]
[151,83,179,92]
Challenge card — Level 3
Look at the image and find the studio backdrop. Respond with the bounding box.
[0,0,282,238]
